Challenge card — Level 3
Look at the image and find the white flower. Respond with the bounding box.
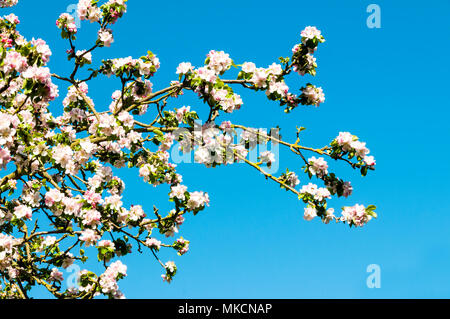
[76,50,92,64]
[241,62,256,74]
[303,206,317,221]
[176,62,193,75]
[98,29,114,47]
[169,185,187,201]
[14,205,32,220]
[260,151,275,163]
[308,157,328,178]
[187,191,209,210]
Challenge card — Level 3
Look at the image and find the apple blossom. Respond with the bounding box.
[0,0,376,299]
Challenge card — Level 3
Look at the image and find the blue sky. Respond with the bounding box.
[4,0,450,298]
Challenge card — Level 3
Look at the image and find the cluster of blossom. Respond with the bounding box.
[176,124,277,168]
[99,260,127,299]
[62,82,89,109]
[300,26,325,52]
[303,205,335,224]
[100,0,128,25]
[22,66,59,102]
[98,28,114,47]
[173,237,190,256]
[329,132,376,175]
[78,0,102,23]
[240,62,282,88]
[290,26,324,76]
[2,50,27,74]
[205,50,233,74]
[300,183,332,203]
[169,184,210,213]
[324,175,353,198]
[0,146,11,169]
[299,84,325,107]
[292,46,317,76]
[145,238,161,251]
[307,156,328,178]
[238,60,322,113]
[176,52,244,114]
[162,261,176,283]
[105,79,153,115]
[239,61,289,101]
[341,204,374,227]
[210,87,243,113]
[279,170,300,188]
[0,0,17,8]
[56,13,77,38]
[138,151,181,187]
[0,233,18,272]
[102,53,160,79]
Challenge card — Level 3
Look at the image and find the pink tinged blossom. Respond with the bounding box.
[31,38,52,63]
[302,85,325,106]
[323,208,336,224]
[175,215,185,226]
[14,205,32,220]
[49,268,64,282]
[267,63,283,76]
[3,51,28,73]
[343,181,353,198]
[164,225,178,238]
[176,238,190,255]
[286,172,300,187]
[52,144,74,167]
[82,209,101,226]
[186,191,209,210]
[335,132,354,151]
[267,80,289,97]
[241,62,256,74]
[251,68,268,88]
[351,140,370,157]
[341,204,371,227]
[105,195,123,211]
[79,229,100,247]
[84,190,103,206]
[260,151,275,164]
[98,240,115,250]
[219,121,232,132]
[364,155,376,166]
[206,50,232,74]
[169,184,188,201]
[303,206,317,221]
[300,26,324,45]
[300,183,331,202]
[99,260,127,297]
[129,205,145,221]
[45,189,64,207]
[176,106,190,123]
[176,62,193,75]
[308,156,329,178]
[196,67,217,83]
[98,29,114,47]
[0,1,18,8]
[41,236,57,249]
[145,238,161,250]
[78,0,102,22]
[0,147,11,169]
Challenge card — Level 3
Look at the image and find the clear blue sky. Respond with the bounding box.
[5,0,450,298]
